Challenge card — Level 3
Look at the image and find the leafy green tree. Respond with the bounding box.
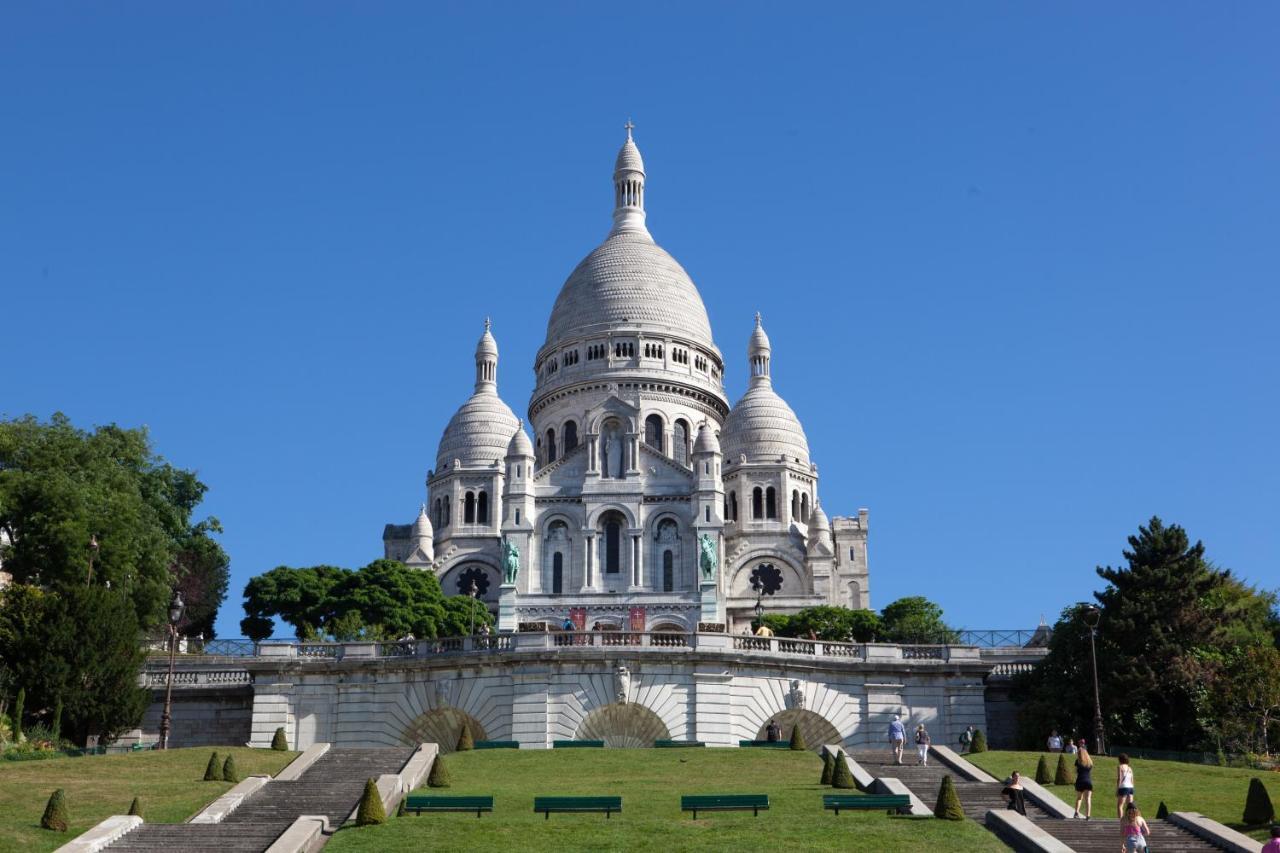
[879,597,958,645]
[240,565,346,640]
[761,606,882,643]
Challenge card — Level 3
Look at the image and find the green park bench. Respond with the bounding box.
[533,795,622,819]
[738,740,791,748]
[823,794,911,815]
[681,794,769,819]
[403,795,494,818]
[654,739,706,748]
[474,740,519,750]
[552,739,605,748]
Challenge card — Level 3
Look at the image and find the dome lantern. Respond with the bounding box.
[749,312,772,384]
[475,317,498,392]
[612,120,648,235]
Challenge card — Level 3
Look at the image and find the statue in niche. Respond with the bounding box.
[789,679,805,710]
[657,520,678,544]
[502,539,520,585]
[602,427,623,478]
[614,663,631,704]
[698,534,717,581]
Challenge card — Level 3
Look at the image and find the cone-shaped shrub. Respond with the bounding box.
[1155,801,1168,819]
[271,727,289,751]
[1055,754,1074,786]
[1243,777,1275,825]
[831,752,855,789]
[789,725,807,751]
[970,729,988,753]
[203,752,221,781]
[128,797,143,818]
[427,754,451,788]
[820,749,835,785]
[356,778,386,826]
[456,722,474,752]
[222,754,240,783]
[934,775,965,820]
[1035,754,1051,784]
[40,789,68,832]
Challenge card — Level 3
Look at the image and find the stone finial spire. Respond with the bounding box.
[748,313,772,385]
[612,121,648,234]
[475,319,499,392]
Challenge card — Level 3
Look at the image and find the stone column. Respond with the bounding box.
[630,533,642,588]
[586,435,599,475]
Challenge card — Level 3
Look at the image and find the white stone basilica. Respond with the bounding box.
[384,128,870,633]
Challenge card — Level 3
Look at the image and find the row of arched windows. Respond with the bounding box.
[538,420,580,467]
[434,490,491,527]
[643,342,664,359]
[723,487,811,523]
[643,414,691,465]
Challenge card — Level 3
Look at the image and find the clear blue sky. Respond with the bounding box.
[3,3,1277,638]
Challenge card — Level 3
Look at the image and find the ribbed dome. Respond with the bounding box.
[435,389,520,471]
[693,421,720,455]
[412,504,434,539]
[544,229,716,352]
[507,421,534,458]
[721,383,811,467]
[615,138,644,175]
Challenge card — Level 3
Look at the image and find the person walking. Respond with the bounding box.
[959,725,975,754]
[1116,753,1136,818]
[888,714,906,765]
[914,724,931,766]
[1261,824,1280,853]
[1073,740,1094,819]
[1120,803,1150,851]
[765,720,780,742]
[1002,771,1027,816]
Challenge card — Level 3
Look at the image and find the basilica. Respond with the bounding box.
[384,128,870,633]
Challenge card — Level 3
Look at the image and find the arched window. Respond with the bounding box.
[434,498,442,528]
[443,497,450,526]
[766,487,777,519]
[752,487,763,519]
[801,493,809,523]
[791,490,799,521]
[464,491,476,524]
[663,550,674,592]
[605,517,622,574]
[673,419,689,465]
[563,420,578,453]
[477,491,488,524]
[546,428,557,464]
[644,414,664,452]
[552,553,563,594]
[730,491,738,522]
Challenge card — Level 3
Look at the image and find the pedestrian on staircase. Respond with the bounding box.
[1116,753,1136,818]
[1120,803,1150,851]
[1002,771,1027,816]
[959,724,975,753]
[888,715,906,765]
[1073,740,1094,819]
[1262,824,1280,853]
[914,724,931,765]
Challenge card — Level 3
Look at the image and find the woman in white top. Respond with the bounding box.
[1116,753,1135,818]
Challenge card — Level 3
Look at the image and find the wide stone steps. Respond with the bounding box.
[109,747,414,852]
[1044,818,1222,852]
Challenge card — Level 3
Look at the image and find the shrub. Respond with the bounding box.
[1035,754,1051,784]
[1054,754,1073,786]
[13,688,24,742]
[222,754,239,783]
[934,775,964,820]
[970,729,988,753]
[50,699,62,744]
[427,754,451,788]
[831,751,855,789]
[203,751,221,781]
[128,797,143,817]
[1156,801,1168,819]
[820,749,835,785]
[1243,777,1275,826]
[456,722,474,752]
[355,778,386,826]
[271,727,289,751]
[789,725,807,751]
[40,788,68,832]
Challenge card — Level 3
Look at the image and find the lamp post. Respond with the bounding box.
[86,534,99,585]
[1082,604,1107,755]
[467,581,478,637]
[752,577,764,631]
[158,590,185,750]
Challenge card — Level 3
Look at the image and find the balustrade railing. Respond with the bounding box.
[901,645,947,660]
[141,669,251,688]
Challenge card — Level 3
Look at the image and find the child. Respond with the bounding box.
[1120,804,1149,851]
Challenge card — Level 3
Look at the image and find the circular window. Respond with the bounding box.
[750,563,783,596]
[456,566,491,597]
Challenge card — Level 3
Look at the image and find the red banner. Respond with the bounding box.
[629,606,646,632]
[569,607,587,631]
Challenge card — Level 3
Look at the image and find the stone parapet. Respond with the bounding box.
[53,815,142,853]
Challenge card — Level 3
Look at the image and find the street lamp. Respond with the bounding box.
[86,534,99,585]
[752,577,764,631]
[1082,604,1107,755]
[159,590,185,750]
[467,581,478,637]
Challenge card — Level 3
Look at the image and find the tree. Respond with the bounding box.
[427,754,451,788]
[40,789,68,832]
[934,775,964,820]
[355,778,386,826]
[879,597,959,645]
[204,752,221,781]
[831,751,855,789]
[761,606,882,643]
[271,727,289,751]
[1035,754,1051,784]
[1243,777,1274,826]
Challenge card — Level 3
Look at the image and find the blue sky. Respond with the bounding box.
[2,3,1277,638]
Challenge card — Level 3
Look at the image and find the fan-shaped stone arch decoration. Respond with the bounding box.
[754,709,841,754]
[400,708,488,754]
[575,702,671,748]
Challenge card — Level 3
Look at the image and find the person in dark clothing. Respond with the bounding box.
[1002,771,1027,815]
[765,720,781,742]
[1073,741,1095,819]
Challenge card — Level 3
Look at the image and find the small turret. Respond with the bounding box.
[475,318,498,391]
[410,503,435,563]
[612,121,648,235]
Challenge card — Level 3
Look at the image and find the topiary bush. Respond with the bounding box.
[820,749,835,785]
[1033,754,1050,784]
[831,751,855,789]
[40,788,68,832]
[789,725,807,751]
[128,796,143,817]
[970,729,988,753]
[934,775,964,820]
[1055,754,1074,786]
[271,727,289,751]
[1155,801,1168,819]
[427,754,451,788]
[222,754,240,783]
[203,751,221,781]
[1243,777,1275,825]
[456,722,474,752]
[356,778,386,826]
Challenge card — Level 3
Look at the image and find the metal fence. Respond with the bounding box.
[954,629,1051,648]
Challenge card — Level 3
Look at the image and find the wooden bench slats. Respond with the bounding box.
[533,796,622,819]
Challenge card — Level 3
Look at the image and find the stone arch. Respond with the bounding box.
[401,707,489,754]
[576,702,671,748]
[755,708,841,754]
[439,559,502,606]
[585,502,638,529]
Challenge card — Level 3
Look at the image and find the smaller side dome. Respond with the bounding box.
[806,501,832,554]
[693,422,720,455]
[507,420,534,458]
[412,504,434,540]
[808,501,830,532]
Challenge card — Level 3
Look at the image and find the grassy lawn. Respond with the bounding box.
[0,746,298,853]
[326,748,1007,852]
[966,750,1279,841]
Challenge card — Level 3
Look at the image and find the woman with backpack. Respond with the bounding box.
[914,724,931,766]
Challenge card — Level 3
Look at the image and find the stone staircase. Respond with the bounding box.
[850,751,1223,852]
[109,747,412,852]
